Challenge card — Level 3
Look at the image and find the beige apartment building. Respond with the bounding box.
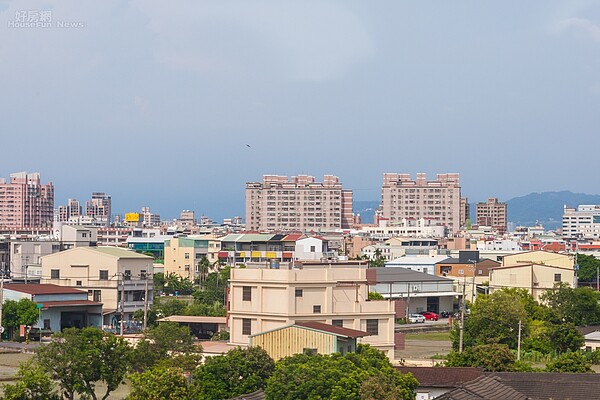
[164,236,217,281]
[245,175,353,232]
[0,172,54,227]
[380,173,463,235]
[475,198,507,233]
[228,264,397,360]
[41,247,154,328]
[489,250,575,301]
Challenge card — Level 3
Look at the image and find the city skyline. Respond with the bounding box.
[3,2,600,221]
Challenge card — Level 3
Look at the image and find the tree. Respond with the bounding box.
[541,283,600,326]
[35,327,132,400]
[131,322,198,373]
[575,254,600,282]
[264,344,417,400]
[369,249,386,268]
[193,346,275,399]
[197,256,211,288]
[1,360,60,400]
[368,292,385,300]
[453,289,529,350]
[1,299,40,340]
[445,344,518,372]
[545,351,594,373]
[128,367,195,400]
[546,322,585,354]
[163,273,195,295]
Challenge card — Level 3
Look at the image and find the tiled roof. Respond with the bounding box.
[490,372,600,400]
[295,321,370,338]
[395,366,484,387]
[227,390,265,400]
[3,284,86,295]
[436,375,527,400]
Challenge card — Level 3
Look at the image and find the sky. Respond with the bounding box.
[2,1,600,221]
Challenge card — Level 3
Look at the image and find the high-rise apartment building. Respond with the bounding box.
[55,198,82,222]
[475,198,507,233]
[0,172,54,227]
[86,192,111,226]
[379,173,462,234]
[562,205,600,240]
[245,175,353,232]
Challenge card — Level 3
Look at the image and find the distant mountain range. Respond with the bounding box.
[354,191,600,231]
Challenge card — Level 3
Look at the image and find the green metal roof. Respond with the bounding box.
[92,247,153,259]
[235,234,275,242]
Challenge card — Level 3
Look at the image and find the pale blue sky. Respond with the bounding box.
[2,1,600,221]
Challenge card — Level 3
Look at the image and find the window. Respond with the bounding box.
[554,273,562,282]
[332,319,343,327]
[185,253,190,259]
[43,319,50,330]
[366,319,379,335]
[124,270,131,280]
[51,269,60,279]
[76,280,82,286]
[242,318,251,335]
[243,286,252,301]
[313,305,321,313]
[93,290,101,302]
[310,246,316,252]
[99,270,109,280]
[295,288,303,297]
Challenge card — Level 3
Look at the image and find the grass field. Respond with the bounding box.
[405,331,451,341]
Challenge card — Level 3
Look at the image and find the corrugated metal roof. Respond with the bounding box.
[41,300,102,308]
[3,284,87,295]
[92,247,153,259]
[374,267,454,283]
[157,315,227,324]
[235,234,276,242]
[295,321,370,338]
[227,390,265,400]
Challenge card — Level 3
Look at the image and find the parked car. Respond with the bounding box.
[420,311,440,321]
[408,313,425,323]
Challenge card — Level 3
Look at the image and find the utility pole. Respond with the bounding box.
[517,319,522,361]
[120,273,125,336]
[142,267,149,331]
[0,262,5,341]
[459,278,466,353]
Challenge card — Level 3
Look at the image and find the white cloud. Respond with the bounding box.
[559,17,600,42]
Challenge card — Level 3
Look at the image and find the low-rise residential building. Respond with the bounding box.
[2,283,102,332]
[488,250,575,301]
[385,254,450,275]
[41,247,154,329]
[228,264,398,360]
[359,218,446,240]
[367,267,459,315]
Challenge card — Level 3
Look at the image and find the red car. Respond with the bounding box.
[420,311,439,321]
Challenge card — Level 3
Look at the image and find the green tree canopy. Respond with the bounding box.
[541,283,600,326]
[35,327,131,400]
[452,289,529,350]
[545,351,594,373]
[193,346,275,399]
[128,367,195,400]
[445,344,518,372]
[1,360,60,400]
[131,322,198,373]
[264,344,417,400]
[575,254,600,282]
[1,298,40,339]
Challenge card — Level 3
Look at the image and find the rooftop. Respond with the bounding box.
[3,283,87,295]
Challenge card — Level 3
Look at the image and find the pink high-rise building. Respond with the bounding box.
[86,192,111,226]
[380,173,462,234]
[0,172,54,227]
[245,175,353,232]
